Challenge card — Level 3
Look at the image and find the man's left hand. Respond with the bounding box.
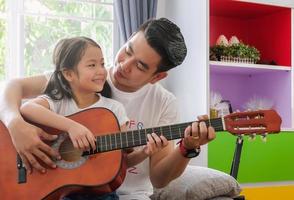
[183,115,216,149]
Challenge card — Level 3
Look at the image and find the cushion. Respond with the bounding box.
[209,197,234,200]
[151,165,241,200]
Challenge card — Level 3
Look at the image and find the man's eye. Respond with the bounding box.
[88,64,95,67]
[125,47,131,56]
[136,63,145,71]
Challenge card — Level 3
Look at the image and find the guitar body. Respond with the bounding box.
[0,108,126,200]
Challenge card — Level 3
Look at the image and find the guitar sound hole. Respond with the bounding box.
[59,139,83,162]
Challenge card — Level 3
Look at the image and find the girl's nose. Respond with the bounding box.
[97,66,107,75]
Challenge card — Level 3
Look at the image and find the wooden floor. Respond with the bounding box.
[241,185,294,200]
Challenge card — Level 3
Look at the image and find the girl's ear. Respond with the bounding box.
[61,69,74,82]
[149,72,168,84]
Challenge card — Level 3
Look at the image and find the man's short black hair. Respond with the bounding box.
[139,18,187,73]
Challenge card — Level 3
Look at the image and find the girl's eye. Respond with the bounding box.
[88,64,95,67]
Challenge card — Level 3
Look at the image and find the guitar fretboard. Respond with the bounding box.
[83,118,224,155]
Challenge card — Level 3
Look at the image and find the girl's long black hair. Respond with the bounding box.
[44,36,111,100]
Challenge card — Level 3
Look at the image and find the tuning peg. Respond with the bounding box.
[261,133,268,142]
[248,133,256,141]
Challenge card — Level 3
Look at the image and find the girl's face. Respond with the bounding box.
[66,45,107,95]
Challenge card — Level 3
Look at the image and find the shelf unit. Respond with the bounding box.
[209,0,293,128]
[208,0,294,184]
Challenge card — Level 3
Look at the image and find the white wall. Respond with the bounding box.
[159,0,209,166]
[156,0,166,18]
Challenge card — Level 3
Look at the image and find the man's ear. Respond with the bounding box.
[150,72,168,84]
[61,69,74,82]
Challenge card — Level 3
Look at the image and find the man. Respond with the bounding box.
[0,18,215,199]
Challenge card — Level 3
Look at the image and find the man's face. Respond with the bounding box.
[110,31,167,92]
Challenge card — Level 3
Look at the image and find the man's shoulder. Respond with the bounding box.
[148,83,176,101]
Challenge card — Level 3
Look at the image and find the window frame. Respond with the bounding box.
[2,0,118,82]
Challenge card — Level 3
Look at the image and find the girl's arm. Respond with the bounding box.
[20,98,96,151]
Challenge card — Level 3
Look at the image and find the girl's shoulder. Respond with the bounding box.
[100,96,124,108]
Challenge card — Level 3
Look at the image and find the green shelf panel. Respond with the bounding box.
[208,131,294,183]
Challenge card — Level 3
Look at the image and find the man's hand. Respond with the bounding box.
[7,117,60,173]
[183,115,216,149]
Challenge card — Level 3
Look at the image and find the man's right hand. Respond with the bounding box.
[8,117,60,174]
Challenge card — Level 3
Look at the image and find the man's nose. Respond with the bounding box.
[121,57,135,73]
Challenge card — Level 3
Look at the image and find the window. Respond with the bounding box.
[0,0,115,82]
[0,0,6,81]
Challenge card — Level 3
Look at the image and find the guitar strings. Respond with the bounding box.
[56,120,225,152]
[48,115,270,155]
[55,123,225,155]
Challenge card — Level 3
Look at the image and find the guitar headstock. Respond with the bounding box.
[224,109,282,136]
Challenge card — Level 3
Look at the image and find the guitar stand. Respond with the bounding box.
[17,154,27,184]
[231,136,245,200]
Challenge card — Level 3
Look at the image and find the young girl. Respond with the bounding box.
[20,36,129,200]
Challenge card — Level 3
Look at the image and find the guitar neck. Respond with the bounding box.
[84,118,224,155]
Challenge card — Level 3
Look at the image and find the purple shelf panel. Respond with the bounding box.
[210,67,291,128]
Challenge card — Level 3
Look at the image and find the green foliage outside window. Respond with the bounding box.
[101,0,113,3]
[25,17,113,76]
[0,0,113,81]
[24,0,114,76]
[24,0,113,21]
[0,0,4,12]
[0,0,114,79]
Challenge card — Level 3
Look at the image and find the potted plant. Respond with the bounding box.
[210,42,260,64]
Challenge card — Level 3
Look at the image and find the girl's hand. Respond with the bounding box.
[67,122,96,151]
[143,133,169,156]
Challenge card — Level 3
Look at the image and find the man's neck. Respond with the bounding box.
[109,67,140,93]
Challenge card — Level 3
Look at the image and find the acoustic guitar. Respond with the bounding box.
[0,108,281,200]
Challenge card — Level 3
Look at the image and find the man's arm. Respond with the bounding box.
[149,119,215,188]
[147,96,216,188]
[0,75,60,173]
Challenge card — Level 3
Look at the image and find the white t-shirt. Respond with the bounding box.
[107,74,180,197]
[41,93,129,127]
